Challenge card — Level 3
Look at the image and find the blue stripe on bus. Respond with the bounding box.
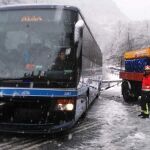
[0,88,78,97]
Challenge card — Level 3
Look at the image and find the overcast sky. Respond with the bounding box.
[113,0,150,20]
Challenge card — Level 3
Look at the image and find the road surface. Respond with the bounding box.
[0,85,150,150]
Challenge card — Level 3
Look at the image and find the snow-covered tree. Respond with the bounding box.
[105,20,150,67]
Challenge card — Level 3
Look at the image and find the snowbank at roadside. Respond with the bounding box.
[102,83,122,97]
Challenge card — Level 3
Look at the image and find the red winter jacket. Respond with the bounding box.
[142,74,150,91]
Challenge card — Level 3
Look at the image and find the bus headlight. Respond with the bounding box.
[56,99,74,111]
[65,103,74,111]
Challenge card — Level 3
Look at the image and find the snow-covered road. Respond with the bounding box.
[56,84,150,150]
[68,85,150,150]
[0,84,150,150]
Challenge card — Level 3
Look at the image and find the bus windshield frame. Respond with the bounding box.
[0,8,78,82]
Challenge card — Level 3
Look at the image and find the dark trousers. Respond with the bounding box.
[141,91,150,115]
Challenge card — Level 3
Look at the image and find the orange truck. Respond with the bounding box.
[120,48,150,102]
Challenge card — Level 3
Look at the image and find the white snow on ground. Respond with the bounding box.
[103,82,122,97]
[71,83,150,150]
[102,65,120,80]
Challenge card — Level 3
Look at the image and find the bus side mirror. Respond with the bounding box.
[74,20,84,43]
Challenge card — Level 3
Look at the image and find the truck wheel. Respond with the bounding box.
[122,81,138,102]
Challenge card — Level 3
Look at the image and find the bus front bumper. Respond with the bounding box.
[0,121,75,134]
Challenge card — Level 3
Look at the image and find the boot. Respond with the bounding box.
[141,114,149,119]
[138,113,144,117]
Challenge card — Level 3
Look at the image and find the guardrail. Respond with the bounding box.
[91,79,122,91]
[101,79,122,90]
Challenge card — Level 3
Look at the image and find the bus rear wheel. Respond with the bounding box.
[96,82,101,98]
[81,95,89,119]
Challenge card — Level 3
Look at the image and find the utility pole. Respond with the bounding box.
[127,25,132,51]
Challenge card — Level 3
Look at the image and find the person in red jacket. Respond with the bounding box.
[139,65,150,118]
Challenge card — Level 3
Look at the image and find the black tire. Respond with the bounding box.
[122,80,138,102]
[96,82,101,98]
[81,96,89,119]
[84,94,89,111]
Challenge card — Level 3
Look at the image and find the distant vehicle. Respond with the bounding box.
[120,48,150,102]
[0,4,102,133]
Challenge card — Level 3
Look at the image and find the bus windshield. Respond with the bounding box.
[0,8,77,81]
